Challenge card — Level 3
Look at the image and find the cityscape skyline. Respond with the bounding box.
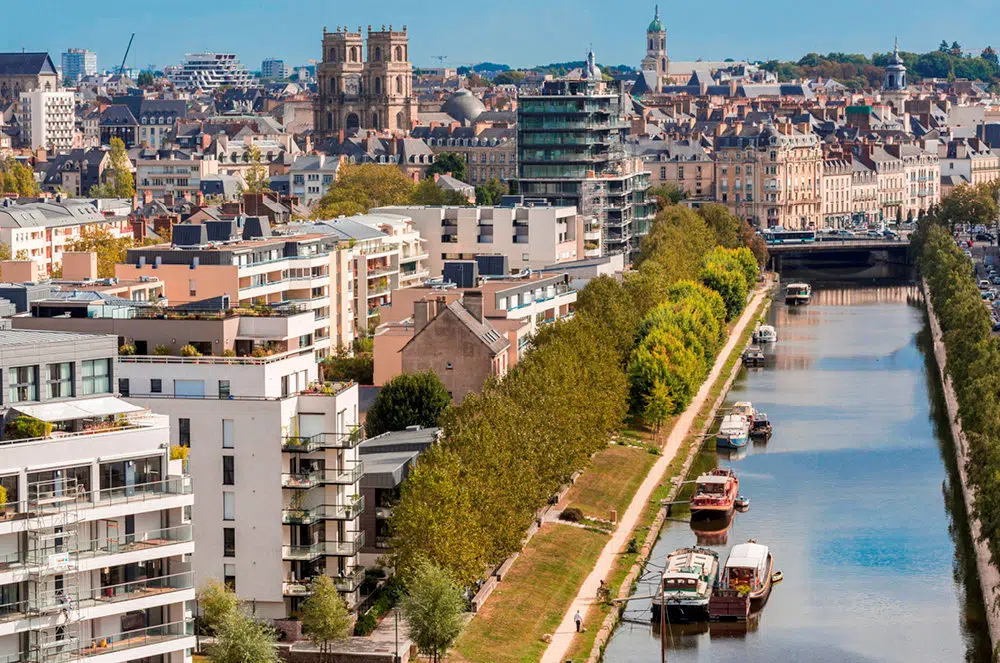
[6,0,998,74]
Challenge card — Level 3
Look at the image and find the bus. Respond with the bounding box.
[763,229,817,245]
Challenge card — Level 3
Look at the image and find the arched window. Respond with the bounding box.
[330,77,337,93]
[328,48,337,62]
[374,77,382,95]
[374,46,382,62]
[649,39,654,51]
[372,112,380,130]
[395,46,403,61]
[395,76,402,94]
[661,58,667,70]
[327,112,334,130]
[350,46,358,62]
[396,112,405,129]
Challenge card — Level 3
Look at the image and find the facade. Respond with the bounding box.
[61,49,98,85]
[855,145,906,223]
[413,126,517,186]
[261,58,288,81]
[166,53,253,91]
[119,224,354,357]
[135,149,220,201]
[899,144,940,220]
[715,123,823,230]
[117,346,365,616]
[631,138,715,200]
[822,158,852,228]
[518,61,654,257]
[938,137,1000,187]
[851,159,879,225]
[289,155,340,207]
[0,53,59,105]
[0,329,195,663]
[639,6,669,94]
[374,204,582,276]
[315,25,418,136]
[18,90,75,151]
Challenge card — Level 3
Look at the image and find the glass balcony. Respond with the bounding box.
[281,531,365,560]
[282,567,365,596]
[281,496,364,524]
[30,571,194,614]
[44,619,194,662]
[281,427,364,452]
[1,477,192,522]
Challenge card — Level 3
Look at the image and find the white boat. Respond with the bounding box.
[785,282,812,306]
[753,325,777,343]
[651,547,720,622]
[716,414,750,450]
[731,402,756,424]
[722,542,774,608]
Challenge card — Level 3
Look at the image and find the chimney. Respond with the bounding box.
[413,297,438,333]
[196,190,205,206]
[61,252,98,281]
[163,192,175,206]
[143,189,153,204]
[338,128,345,144]
[463,289,484,323]
[200,133,212,151]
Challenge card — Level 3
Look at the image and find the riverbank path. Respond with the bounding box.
[539,282,771,663]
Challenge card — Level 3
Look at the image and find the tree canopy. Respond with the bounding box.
[365,371,452,437]
[0,158,40,197]
[475,178,508,206]
[300,575,351,662]
[209,611,280,663]
[197,579,239,635]
[411,177,472,206]
[313,164,415,218]
[426,152,467,182]
[89,137,134,199]
[401,560,466,663]
[240,144,271,194]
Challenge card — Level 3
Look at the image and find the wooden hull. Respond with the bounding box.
[690,503,735,521]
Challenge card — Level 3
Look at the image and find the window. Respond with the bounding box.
[178,418,190,447]
[223,563,236,591]
[8,366,38,402]
[150,378,162,393]
[188,280,196,297]
[223,527,235,557]
[223,456,234,485]
[118,378,130,397]
[219,380,231,399]
[46,362,73,399]
[222,420,234,448]
[81,359,110,395]
[223,492,235,520]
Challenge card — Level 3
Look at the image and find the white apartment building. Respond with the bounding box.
[118,343,364,617]
[374,204,582,277]
[0,198,133,277]
[900,145,940,220]
[18,90,75,151]
[821,159,853,228]
[289,156,340,208]
[134,149,219,202]
[0,330,195,663]
[166,54,252,91]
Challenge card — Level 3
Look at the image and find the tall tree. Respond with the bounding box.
[197,579,239,635]
[313,164,414,218]
[401,560,466,663]
[300,575,351,663]
[241,144,271,194]
[410,178,471,206]
[137,71,155,87]
[90,137,135,199]
[209,612,280,663]
[0,158,40,197]
[66,226,135,278]
[365,371,452,437]
[648,182,686,211]
[427,152,468,182]
[474,178,507,206]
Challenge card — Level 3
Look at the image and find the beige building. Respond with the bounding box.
[822,158,852,228]
[315,25,418,136]
[632,138,714,200]
[0,53,59,105]
[938,137,999,187]
[851,159,879,225]
[135,149,220,201]
[856,145,906,222]
[414,126,517,186]
[899,144,940,220]
[715,123,822,229]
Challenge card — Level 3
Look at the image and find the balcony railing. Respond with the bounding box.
[31,571,194,614]
[282,496,364,524]
[281,427,364,452]
[283,567,365,596]
[38,618,194,663]
[281,461,363,489]
[281,531,365,560]
[20,524,194,569]
[0,477,192,522]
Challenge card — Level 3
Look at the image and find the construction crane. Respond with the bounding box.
[119,33,135,76]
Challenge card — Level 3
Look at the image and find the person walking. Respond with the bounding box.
[574,609,583,632]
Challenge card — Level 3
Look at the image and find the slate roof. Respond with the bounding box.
[0,53,57,76]
[100,105,138,127]
[441,299,510,355]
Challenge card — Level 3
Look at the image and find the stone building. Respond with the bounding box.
[315,25,418,137]
[639,6,669,94]
[0,53,59,104]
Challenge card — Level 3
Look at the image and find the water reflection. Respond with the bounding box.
[603,284,990,663]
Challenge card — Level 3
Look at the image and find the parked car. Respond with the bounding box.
[980,279,991,289]
[866,230,883,238]
[976,233,996,243]
[882,230,899,239]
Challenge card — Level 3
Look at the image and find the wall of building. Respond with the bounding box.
[116,263,240,305]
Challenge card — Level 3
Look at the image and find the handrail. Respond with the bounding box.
[40,618,194,661]
[32,571,194,611]
[24,524,194,566]
[282,496,364,524]
[281,460,364,488]
[281,427,364,452]
[0,417,164,448]
[119,346,315,365]
[0,477,192,517]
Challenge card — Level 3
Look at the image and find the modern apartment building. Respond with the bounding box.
[0,330,195,663]
[61,49,97,85]
[261,59,288,81]
[118,219,354,356]
[134,149,220,202]
[18,90,75,151]
[166,53,253,91]
[374,204,583,276]
[517,54,653,257]
[117,342,364,616]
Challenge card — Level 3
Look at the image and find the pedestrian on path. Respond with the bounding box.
[574,610,583,632]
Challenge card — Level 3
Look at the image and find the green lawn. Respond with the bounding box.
[451,525,608,663]
[564,444,659,521]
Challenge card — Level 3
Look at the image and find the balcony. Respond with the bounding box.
[44,619,195,663]
[281,496,364,524]
[282,567,365,596]
[281,461,363,489]
[282,427,364,452]
[281,531,365,560]
[32,571,194,615]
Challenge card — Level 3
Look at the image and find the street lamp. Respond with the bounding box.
[394,607,400,663]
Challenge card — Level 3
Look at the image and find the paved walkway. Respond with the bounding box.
[539,284,769,663]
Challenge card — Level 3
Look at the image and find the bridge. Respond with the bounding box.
[768,237,914,278]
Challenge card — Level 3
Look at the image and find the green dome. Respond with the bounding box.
[648,5,664,32]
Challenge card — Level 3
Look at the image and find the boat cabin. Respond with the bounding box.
[694,475,730,497]
[662,572,702,592]
[724,543,770,591]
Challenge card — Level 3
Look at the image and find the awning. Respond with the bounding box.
[12,397,145,423]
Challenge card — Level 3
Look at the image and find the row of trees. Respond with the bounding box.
[313,163,509,219]
[389,201,766,591]
[0,157,40,197]
[915,183,1000,574]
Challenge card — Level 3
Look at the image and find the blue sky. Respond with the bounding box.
[5,0,998,72]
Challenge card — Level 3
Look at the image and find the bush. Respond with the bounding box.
[559,507,584,522]
[323,351,374,385]
[353,612,377,636]
[170,445,189,460]
[222,348,237,357]
[6,415,51,440]
[119,343,136,356]
[179,344,201,357]
[152,344,171,356]
[365,371,451,437]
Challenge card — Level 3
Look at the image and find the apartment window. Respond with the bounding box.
[178,418,191,447]
[223,564,236,591]
[46,362,73,399]
[8,366,38,402]
[223,456,235,485]
[81,358,111,395]
[223,492,235,520]
[118,378,130,397]
[150,378,162,393]
[222,419,234,448]
[660,167,666,179]
[188,280,196,297]
[223,527,235,557]
[219,380,231,399]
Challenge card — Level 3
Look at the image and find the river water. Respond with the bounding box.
[602,284,991,663]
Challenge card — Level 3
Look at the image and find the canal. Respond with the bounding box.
[602,284,992,663]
